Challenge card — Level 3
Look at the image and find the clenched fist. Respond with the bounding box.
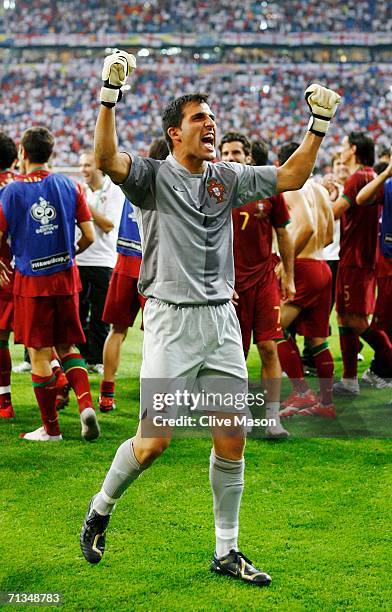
[100,50,137,108]
[305,84,341,137]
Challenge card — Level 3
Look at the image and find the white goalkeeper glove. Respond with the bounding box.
[100,50,137,108]
[305,84,341,137]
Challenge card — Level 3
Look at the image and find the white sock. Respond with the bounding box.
[92,438,145,516]
[210,449,244,558]
[92,489,117,516]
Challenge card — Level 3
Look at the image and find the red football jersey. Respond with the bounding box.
[340,167,381,269]
[233,194,290,291]
[0,170,18,189]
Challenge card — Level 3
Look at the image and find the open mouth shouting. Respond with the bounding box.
[201,133,215,153]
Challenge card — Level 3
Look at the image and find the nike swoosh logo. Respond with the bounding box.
[77,392,89,400]
[172,185,187,192]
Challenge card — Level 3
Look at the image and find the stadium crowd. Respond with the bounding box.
[0,47,391,581]
[1,0,390,34]
[0,56,390,170]
[0,0,390,592]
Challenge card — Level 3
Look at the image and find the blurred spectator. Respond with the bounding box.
[1,0,390,34]
[0,54,390,171]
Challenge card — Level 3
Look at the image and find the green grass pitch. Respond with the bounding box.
[1,317,391,611]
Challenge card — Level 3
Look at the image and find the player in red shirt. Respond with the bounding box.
[332,132,392,395]
[0,127,99,441]
[356,155,392,388]
[0,132,19,418]
[220,132,295,438]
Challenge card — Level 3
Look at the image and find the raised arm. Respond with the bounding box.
[277,84,341,193]
[277,133,324,193]
[94,51,137,184]
[95,108,131,184]
[356,159,392,206]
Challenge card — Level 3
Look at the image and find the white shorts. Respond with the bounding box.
[140,298,249,421]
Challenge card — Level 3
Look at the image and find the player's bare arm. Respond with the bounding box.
[75,220,95,255]
[332,195,350,219]
[277,84,341,193]
[324,201,334,247]
[0,225,11,284]
[94,51,136,184]
[88,204,115,233]
[356,159,392,206]
[275,227,295,301]
[0,260,11,285]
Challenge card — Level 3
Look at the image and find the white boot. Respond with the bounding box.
[21,426,62,442]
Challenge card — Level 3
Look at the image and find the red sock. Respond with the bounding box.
[32,373,60,436]
[312,343,334,405]
[62,353,93,413]
[277,335,308,393]
[339,327,359,379]
[0,341,11,405]
[361,327,392,371]
[100,380,115,398]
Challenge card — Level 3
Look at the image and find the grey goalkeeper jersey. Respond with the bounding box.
[120,154,277,305]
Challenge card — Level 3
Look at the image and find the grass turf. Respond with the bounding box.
[1,319,391,611]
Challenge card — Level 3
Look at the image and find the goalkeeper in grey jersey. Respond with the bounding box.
[80,50,340,586]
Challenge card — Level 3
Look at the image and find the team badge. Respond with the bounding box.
[30,197,56,225]
[207,178,226,204]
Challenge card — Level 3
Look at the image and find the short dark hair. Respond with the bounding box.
[161,93,210,152]
[148,137,169,161]
[251,139,269,166]
[374,161,388,175]
[21,126,54,164]
[0,132,17,170]
[219,131,251,156]
[348,131,375,167]
[378,147,390,161]
[278,142,300,166]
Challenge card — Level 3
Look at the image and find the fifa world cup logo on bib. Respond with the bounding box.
[30,197,57,225]
[207,178,226,204]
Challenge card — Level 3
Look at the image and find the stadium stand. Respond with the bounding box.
[1,0,391,34]
[0,0,390,170]
[0,52,390,170]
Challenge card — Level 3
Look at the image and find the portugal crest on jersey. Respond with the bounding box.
[207,178,226,204]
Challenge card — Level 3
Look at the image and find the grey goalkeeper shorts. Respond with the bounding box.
[139,298,249,420]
